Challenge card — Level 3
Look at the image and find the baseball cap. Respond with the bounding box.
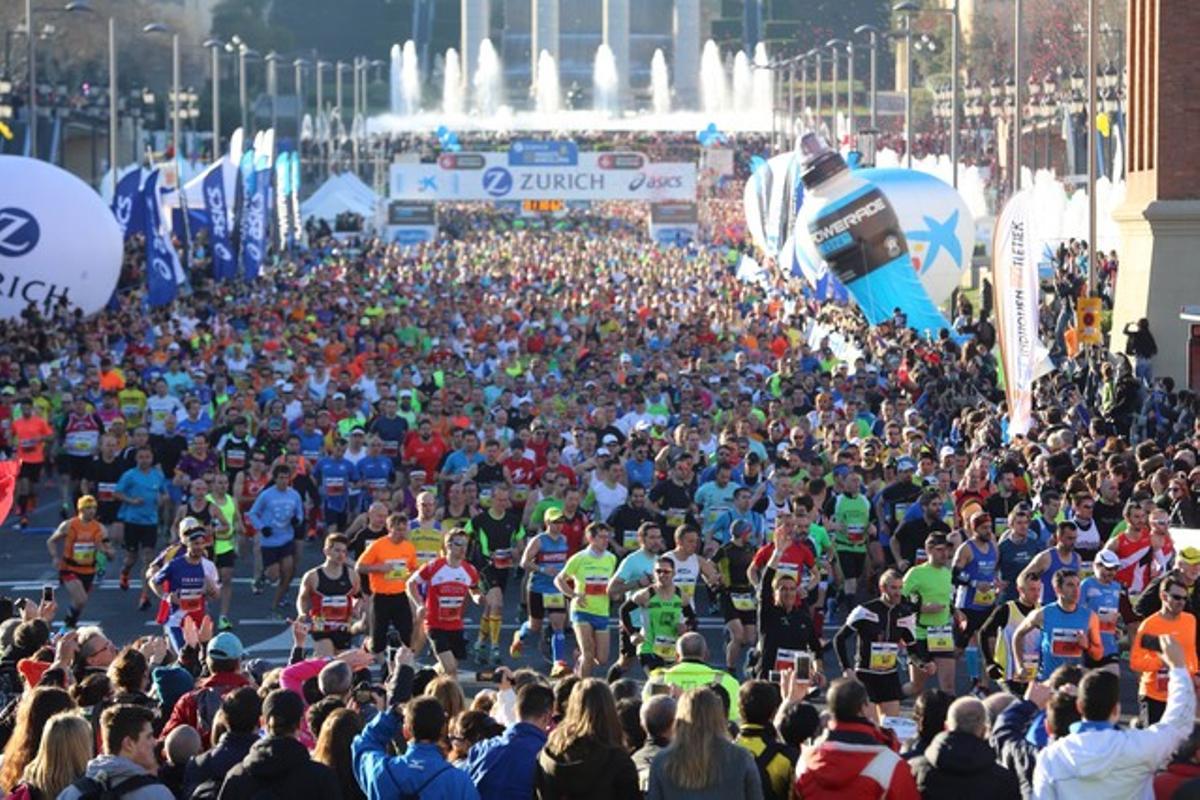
[544,507,564,523]
[1179,547,1200,566]
[179,517,206,539]
[1095,550,1121,569]
[970,511,992,527]
[76,495,97,510]
[208,632,245,660]
[896,456,917,472]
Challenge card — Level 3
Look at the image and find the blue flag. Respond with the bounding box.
[142,170,181,307]
[203,164,236,281]
[240,167,271,280]
[111,168,144,240]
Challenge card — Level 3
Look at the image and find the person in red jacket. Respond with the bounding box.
[796,677,920,800]
[160,631,255,748]
[1155,725,1200,799]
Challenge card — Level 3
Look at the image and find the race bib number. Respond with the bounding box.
[926,624,955,653]
[225,450,246,469]
[730,592,756,612]
[652,635,677,660]
[846,525,866,544]
[1156,669,1171,694]
[1098,607,1118,634]
[543,592,566,610]
[513,487,529,503]
[1051,629,1084,658]
[1020,657,1039,682]
[179,589,204,613]
[869,641,899,671]
[623,530,639,550]
[438,595,464,622]
[66,432,96,455]
[381,440,399,457]
[325,477,345,497]
[774,648,803,672]
[678,581,696,606]
[320,594,351,622]
[491,549,514,569]
[973,582,996,606]
[914,548,928,566]
[584,575,608,596]
[385,560,410,581]
[71,541,96,565]
[665,509,686,528]
[97,482,117,502]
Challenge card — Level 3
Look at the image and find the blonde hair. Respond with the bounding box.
[424,676,466,721]
[21,713,93,799]
[659,689,727,790]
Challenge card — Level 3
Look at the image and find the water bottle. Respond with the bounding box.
[795,132,952,336]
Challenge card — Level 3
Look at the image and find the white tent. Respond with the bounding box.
[301,172,380,222]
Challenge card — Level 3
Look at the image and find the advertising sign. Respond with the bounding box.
[390,152,696,202]
[648,201,699,246]
[386,200,437,245]
[509,140,578,166]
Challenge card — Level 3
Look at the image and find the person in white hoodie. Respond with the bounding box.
[1033,633,1195,800]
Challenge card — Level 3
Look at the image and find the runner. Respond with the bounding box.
[245,464,306,615]
[1079,549,1125,669]
[1018,520,1082,603]
[313,436,358,534]
[661,525,722,614]
[619,556,695,672]
[1130,571,1199,725]
[298,532,361,657]
[607,521,666,681]
[555,522,618,678]
[80,433,128,553]
[46,495,114,627]
[901,532,960,694]
[232,450,270,593]
[11,402,54,529]
[205,472,241,631]
[979,570,1044,696]
[357,435,397,512]
[150,520,220,651]
[833,568,925,720]
[113,446,169,609]
[996,506,1042,602]
[1011,569,1104,681]
[713,519,759,677]
[355,512,420,657]
[406,528,482,678]
[59,396,104,518]
[952,510,1002,693]
[754,526,823,681]
[827,471,878,613]
[466,483,526,665]
[512,507,571,676]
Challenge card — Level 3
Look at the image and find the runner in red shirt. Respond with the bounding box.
[12,407,54,528]
[403,418,448,479]
[406,528,482,678]
[748,511,817,589]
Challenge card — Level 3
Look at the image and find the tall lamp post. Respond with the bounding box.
[25,0,36,158]
[893,1,918,168]
[807,48,822,135]
[1086,0,1097,294]
[825,39,846,141]
[142,23,180,157]
[64,1,116,193]
[265,51,280,132]
[202,38,223,155]
[853,24,880,129]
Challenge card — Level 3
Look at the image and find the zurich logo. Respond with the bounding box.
[482,167,513,197]
[0,208,40,257]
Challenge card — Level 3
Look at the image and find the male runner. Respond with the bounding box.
[513,506,571,676]
[407,529,482,678]
[298,533,361,657]
[47,495,114,627]
[556,522,618,678]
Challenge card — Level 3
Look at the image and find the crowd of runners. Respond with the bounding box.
[0,131,1198,798]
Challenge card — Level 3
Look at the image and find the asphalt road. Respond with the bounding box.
[0,485,1145,716]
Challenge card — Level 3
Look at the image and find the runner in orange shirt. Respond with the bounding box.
[46,495,114,627]
[356,512,419,659]
[11,404,54,528]
[1130,571,1199,726]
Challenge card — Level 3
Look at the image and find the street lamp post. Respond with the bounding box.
[64,2,116,193]
[826,40,843,140]
[1013,0,1023,193]
[809,48,822,135]
[853,25,880,129]
[25,0,36,158]
[202,38,223,155]
[265,51,280,132]
[799,52,808,114]
[845,40,855,137]
[294,58,308,115]
[894,1,918,168]
[142,23,180,157]
[1086,0,1097,295]
[335,60,344,120]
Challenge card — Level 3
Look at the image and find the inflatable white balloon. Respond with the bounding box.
[855,167,974,304]
[743,151,802,258]
[0,156,122,318]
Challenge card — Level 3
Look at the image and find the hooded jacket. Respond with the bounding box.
[217,734,342,800]
[1034,666,1196,800]
[795,719,919,800]
[56,755,174,800]
[464,720,547,800]
[990,699,1044,799]
[908,730,1020,799]
[351,709,480,800]
[534,735,640,800]
[181,731,259,800]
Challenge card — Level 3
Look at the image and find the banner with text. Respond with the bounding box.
[992,190,1039,437]
[390,152,696,202]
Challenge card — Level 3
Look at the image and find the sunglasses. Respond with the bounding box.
[1167,593,1189,602]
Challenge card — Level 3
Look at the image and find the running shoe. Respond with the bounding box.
[251,576,265,595]
[17,515,27,530]
[64,610,80,629]
[119,571,130,591]
[550,661,571,679]
[218,616,234,631]
[137,593,150,612]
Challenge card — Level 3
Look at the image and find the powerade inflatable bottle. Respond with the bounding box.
[797,132,953,337]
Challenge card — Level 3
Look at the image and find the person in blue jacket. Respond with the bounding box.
[352,647,480,800]
[465,683,555,800]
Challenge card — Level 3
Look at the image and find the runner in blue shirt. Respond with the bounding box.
[151,521,219,650]
[247,465,306,615]
[313,437,358,533]
[357,436,396,513]
[296,415,326,463]
[605,521,665,682]
[1080,549,1124,664]
[113,447,169,607]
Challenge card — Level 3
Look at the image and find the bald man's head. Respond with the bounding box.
[947,697,989,739]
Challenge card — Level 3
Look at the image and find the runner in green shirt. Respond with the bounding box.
[556,522,618,678]
[619,555,697,670]
[829,472,877,604]
[901,532,963,695]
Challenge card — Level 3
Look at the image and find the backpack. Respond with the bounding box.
[71,773,163,800]
[753,740,798,800]
[380,760,451,800]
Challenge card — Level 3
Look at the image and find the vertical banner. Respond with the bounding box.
[275,150,292,247]
[111,168,144,240]
[289,150,302,245]
[142,170,181,308]
[240,168,271,281]
[992,189,1038,436]
[203,161,236,281]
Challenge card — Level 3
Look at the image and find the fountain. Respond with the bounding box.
[400,40,421,115]
[534,49,561,115]
[593,44,619,116]
[442,48,463,115]
[650,49,670,115]
[700,40,728,114]
[732,51,753,113]
[752,43,772,117]
[473,39,503,116]
[389,44,402,114]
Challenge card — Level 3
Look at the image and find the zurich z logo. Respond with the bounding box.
[482,167,513,197]
[0,208,40,257]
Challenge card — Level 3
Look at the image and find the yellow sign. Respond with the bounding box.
[1078,296,1103,345]
[521,199,565,213]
